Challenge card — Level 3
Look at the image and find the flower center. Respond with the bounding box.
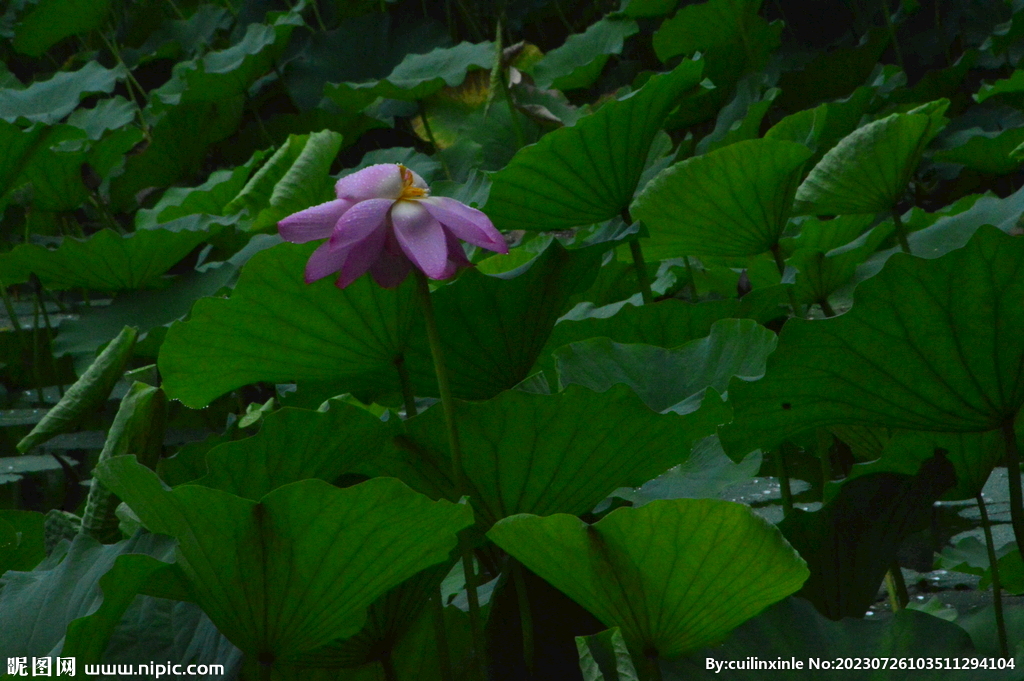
[397,164,428,201]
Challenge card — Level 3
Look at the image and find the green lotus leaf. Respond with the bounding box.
[0,62,122,124]
[0,532,176,661]
[933,126,1024,175]
[0,227,215,290]
[652,0,779,92]
[361,384,717,527]
[779,453,956,619]
[159,239,603,407]
[194,401,393,500]
[0,510,45,575]
[11,0,111,57]
[95,456,473,666]
[137,148,269,228]
[109,97,245,211]
[153,12,301,104]
[795,105,949,215]
[17,326,137,453]
[576,627,637,681]
[488,498,808,659]
[539,298,744,374]
[224,130,343,231]
[369,41,495,101]
[556,319,777,414]
[80,382,166,543]
[828,429,1007,502]
[631,138,812,259]
[532,17,639,91]
[484,59,703,232]
[723,225,1024,453]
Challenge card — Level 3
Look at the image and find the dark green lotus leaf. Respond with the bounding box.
[665,597,1016,680]
[368,41,495,101]
[224,130,343,231]
[0,120,53,211]
[159,241,419,408]
[576,627,637,681]
[556,319,777,414]
[795,105,948,215]
[723,226,1024,453]
[933,126,1024,175]
[138,148,269,228]
[0,121,104,211]
[299,562,451,669]
[361,384,717,527]
[66,96,135,140]
[17,125,93,211]
[194,401,393,500]
[489,499,808,659]
[160,239,603,407]
[0,227,215,291]
[652,0,779,93]
[775,27,889,113]
[784,215,888,308]
[120,5,233,68]
[828,429,1006,502]
[975,69,1024,105]
[0,510,45,575]
[96,456,473,665]
[60,553,183,664]
[301,597,473,681]
[306,12,448,111]
[0,62,122,124]
[938,537,1024,595]
[652,0,772,62]
[81,382,167,543]
[403,241,608,400]
[11,0,111,57]
[0,532,175,660]
[52,237,264,357]
[484,59,703,232]
[532,17,639,91]
[154,13,301,104]
[829,424,892,462]
[618,434,763,508]
[110,98,245,211]
[697,79,779,154]
[779,453,956,619]
[631,138,812,259]
[540,298,743,373]
[18,326,136,453]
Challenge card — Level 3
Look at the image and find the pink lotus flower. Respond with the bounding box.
[277,163,508,288]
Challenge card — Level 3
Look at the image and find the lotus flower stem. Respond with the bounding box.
[622,209,654,304]
[414,269,487,680]
[394,353,418,417]
[884,561,908,611]
[817,429,833,492]
[976,492,1009,658]
[380,651,399,681]
[1001,419,1024,564]
[881,0,906,75]
[818,297,836,318]
[512,560,536,677]
[418,101,452,181]
[892,209,911,254]
[682,256,697,302]
[432,593,455,680]
[629,240,654,305]
[776,444,794,517]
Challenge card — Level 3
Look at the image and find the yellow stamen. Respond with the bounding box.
[398,164,428,200]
